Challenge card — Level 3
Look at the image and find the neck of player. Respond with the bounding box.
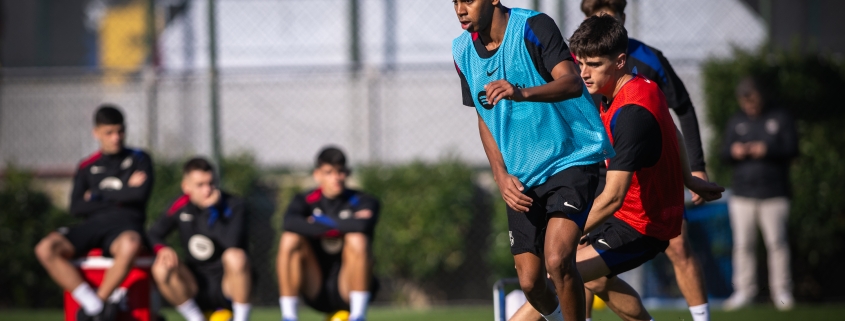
[478,6,509,51]
[609,72,634,100]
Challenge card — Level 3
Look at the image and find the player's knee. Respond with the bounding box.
[544,252,575,278]
[279,232,304,253]
[585,278,609,295]
[222,248,249,272]
[113,231,142,257]
[34,235,57,261]
[151,259,176,282]
[343,233,369,255]
[514,266,545,296]
[666,238,692,263]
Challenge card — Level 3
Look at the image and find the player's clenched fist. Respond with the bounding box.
[485,80,524,106]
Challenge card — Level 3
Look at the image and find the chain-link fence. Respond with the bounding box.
[0,0,767,307]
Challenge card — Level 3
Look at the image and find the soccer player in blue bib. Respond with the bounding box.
[452,1,614,320]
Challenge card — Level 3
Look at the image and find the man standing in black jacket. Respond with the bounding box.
[276,147,379,321]
[35,106,153,321]
[722,77,798,311]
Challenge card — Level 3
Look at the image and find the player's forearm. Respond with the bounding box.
[585,171,631,233]
[478,114,508,179]
[675,105,707,171]
[283,216,334,237]
[100,186,151,203]
[519,73,583,102]
[69,198,111,217]
[675,127,697,187]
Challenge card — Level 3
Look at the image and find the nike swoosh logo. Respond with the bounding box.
[597,239,610,248]
[563,202,579,210]
[486,66,499,76]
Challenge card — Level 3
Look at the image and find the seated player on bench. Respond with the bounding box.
[276,147,380,321]
[148,157,252,321]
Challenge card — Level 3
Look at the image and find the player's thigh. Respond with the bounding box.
[178,264,200,297]
[664,221,693,263]
[576,244,611,282]
[543,214,582,270]
[298,241,324,300]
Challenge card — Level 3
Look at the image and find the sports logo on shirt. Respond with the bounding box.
[477,91,494,109]
[339,209,352,220]
[321,238,344,255]
[180,213,194,222]
[90,166,106,174]
[120,157,133,169]
[99,177,123,190]
[188,234,215,261]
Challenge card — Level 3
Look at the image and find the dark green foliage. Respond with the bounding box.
[358,160,478,281]
[0,166,74,307]
[702,48,845,299]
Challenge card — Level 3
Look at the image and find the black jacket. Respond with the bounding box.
[721,108,798,198]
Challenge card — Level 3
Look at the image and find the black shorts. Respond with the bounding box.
[507,164,599,256]
[303,242,379,313]
[188,261,231,311]
[60,216,145,258]
[585,216,669,278]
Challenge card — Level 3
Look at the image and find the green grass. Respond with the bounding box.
[1,304,844,321]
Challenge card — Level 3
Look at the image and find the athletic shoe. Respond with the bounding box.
[723,292,753,311]
[773,293,794,311]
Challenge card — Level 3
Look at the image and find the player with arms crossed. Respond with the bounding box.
[148,158,252,321]
[577,1,714,320]
[276,147,379,321]
[510,15,724,321]
[35,105,154,321]
[453,1,615,320]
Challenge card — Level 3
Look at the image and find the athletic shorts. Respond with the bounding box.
[507,164,599,256]
[60,216,145,258]
[585,216,669,278]
[303,242,379,313]
[188,261,231,311]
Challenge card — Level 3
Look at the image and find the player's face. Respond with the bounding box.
[738,90,763,117]
[577,53,626,97]
[314,164,347,199]
[182,170,216,203]
[454,0,495,32]
[93,124,125,154]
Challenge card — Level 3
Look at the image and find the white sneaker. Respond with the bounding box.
[723,292,753,311]
[773,293,794,311]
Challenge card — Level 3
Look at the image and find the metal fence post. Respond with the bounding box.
[208,0,223,174]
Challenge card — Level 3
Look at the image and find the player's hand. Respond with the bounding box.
[747,141,767,159]
[156,247,179,270]
[730,142,747,160]
[485,80,524,106]
[128,171,147,187]
[495,173,532,212]
[197,189,221,209]
[686,177,725,203]
[689,171,709,205]
[84,190,92,201]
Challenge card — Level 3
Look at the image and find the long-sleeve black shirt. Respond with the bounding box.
[283,188,379,241]
[70,148,154,224]
[721,108,798,198]
[148,192,246,265]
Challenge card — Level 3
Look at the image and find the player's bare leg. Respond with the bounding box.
[579,245,650,321]
[277,232,322,320]
[34,232,83,291]
[665,222,710,320]
[544,215,586,321]
[338,232,373,320]
[151,258,199,305]
[222,248,252,321]
[513,253,558,317]
[99,230,142,300]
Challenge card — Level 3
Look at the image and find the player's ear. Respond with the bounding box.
[616,53,627,70]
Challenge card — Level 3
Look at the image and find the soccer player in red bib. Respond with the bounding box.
[509,15,723,321]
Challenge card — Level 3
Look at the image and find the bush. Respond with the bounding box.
[0,166,74,308]
[702,48,845,300]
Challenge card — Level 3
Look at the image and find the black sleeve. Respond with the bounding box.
[653,50,706,171]
[720,115,742,163]
[69,166,111,217]
[99,153,154,204]
[455,61,475,107]
[764,111,799,160]
[282,195,334,237]
[147,207,179,251]
[219,199,247,249]
[525,14,572,76]
[607,105,663,171]
[336,196,380,234]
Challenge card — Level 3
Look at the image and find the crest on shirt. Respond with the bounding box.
[313,208,323,216]
[90,166,105,174]
[99,177,123,190]
[121,157,133,169]
[321,238,344,255]
[339,209,352,220]
[766,119,780,135]
[188,234,214,261]
[735,122,749,136]
[180,213,194,222]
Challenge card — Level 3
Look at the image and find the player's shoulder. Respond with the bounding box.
[628,38,664,57]
[165,194,192,216]
[345,189,379,207]
[124,147,151,161]
[77,151,103,170]
[221,191,245,208]
[525,12,556,30]
[295,188,323,205]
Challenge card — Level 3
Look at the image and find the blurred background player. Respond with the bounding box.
[148,157,252,321]
[721,76,798,311]
[34,105,154,321]
[579,1,713,320]
[452,1,615,320]
[276,147,380,321]
[510,14,723,321]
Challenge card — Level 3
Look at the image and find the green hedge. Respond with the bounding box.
[703,49,845,300]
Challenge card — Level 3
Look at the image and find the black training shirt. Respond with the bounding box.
[70,148,154,223]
